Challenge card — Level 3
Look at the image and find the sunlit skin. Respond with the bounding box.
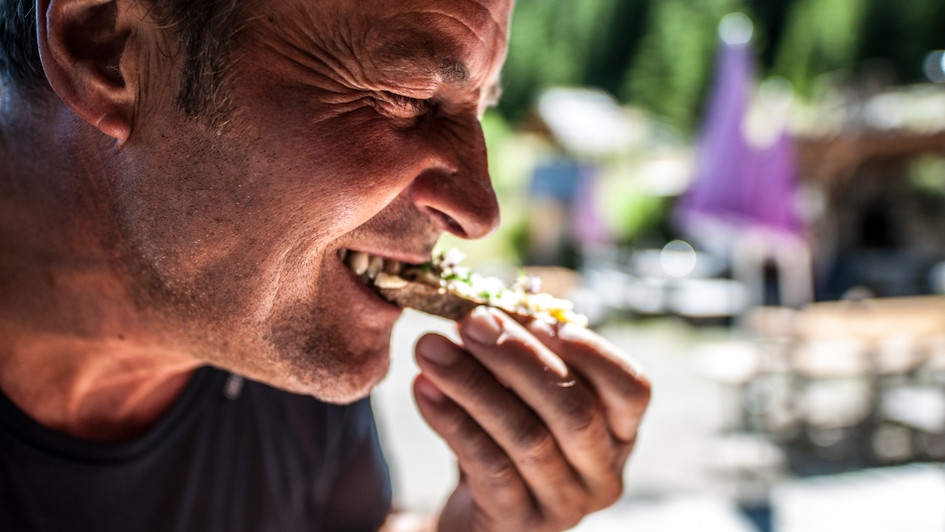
[0,0,650,530]
[102,0,509,402]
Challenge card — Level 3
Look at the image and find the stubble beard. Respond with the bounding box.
[104,109,397,403]
[264,304,394,403]
[110,236,389,402]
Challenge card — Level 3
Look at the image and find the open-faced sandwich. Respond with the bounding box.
[342,248,588,326]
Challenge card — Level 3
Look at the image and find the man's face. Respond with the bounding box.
[116,0,512,401]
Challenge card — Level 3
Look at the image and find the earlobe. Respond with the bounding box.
[36,0,139,143]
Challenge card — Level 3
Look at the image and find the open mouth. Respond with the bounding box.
[337,248,439,294]
[338,247,478,319]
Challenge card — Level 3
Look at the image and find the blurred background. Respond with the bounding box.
[374,0,945,530]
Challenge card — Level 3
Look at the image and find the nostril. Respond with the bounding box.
[426,207,467,238]
[409,166,499,240]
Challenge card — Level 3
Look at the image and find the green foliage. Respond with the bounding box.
[771,0,865,96]
[855,0,945,82]
[499,0,646,122]
[606,186,667,244]
[909,156,945,197]
[497,0,945,130]
[622,0,745,131]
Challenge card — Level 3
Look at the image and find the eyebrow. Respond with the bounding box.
[437,60,469,83]
[434,59,503,106]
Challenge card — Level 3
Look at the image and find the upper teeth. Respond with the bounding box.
[340,249,407,281]
[366,255,384,279]
[347,250,369,275]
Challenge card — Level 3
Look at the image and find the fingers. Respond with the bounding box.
[526,319,652,447]
[412,374,538,529]
[413,334,590,521]
[414,306,650,529]
[453,310,617,482]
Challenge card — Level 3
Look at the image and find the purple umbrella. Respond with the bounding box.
[676,17,804,249]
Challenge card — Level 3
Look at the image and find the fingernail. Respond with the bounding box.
[464,306,503,345]
[415,377,446,404]
[416,336,459,366]
[529,319,556,338]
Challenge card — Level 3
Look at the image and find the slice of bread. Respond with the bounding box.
[371,249,587,325]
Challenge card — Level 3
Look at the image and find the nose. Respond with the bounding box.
[410,121,500,240]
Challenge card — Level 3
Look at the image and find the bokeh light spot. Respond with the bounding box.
[660,240,697,278]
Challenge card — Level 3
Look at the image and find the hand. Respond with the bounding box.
[413,306,651,532]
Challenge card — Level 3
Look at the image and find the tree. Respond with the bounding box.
[771,0,865,96]
[497,0,945,130]
[621,0,746,131]
[499,0,647,122]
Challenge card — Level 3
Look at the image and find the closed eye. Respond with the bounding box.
[378,91,432,119]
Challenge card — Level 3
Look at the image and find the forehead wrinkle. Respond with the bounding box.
[414,8,490,46]
[377,4,503,62]
[262,36,359,90]
[424,6,508,88]
[248,2,378,93]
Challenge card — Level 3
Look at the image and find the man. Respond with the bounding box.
[0,0,651,530]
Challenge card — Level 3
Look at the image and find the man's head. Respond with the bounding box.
[5,0,513,402]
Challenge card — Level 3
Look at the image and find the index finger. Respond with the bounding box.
[525,320,652,445]
[456,307,616,479]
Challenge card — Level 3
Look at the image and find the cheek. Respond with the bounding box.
[258,111,427,236]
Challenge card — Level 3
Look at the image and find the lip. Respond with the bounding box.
[332,249,407,318]
[340,246,432,267]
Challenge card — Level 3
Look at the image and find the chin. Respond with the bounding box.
[211,251,405,402]
[298,342,392,404]
[256,313,395,404]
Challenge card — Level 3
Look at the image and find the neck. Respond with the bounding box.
[0,94,199,442]
[0,340,199,442]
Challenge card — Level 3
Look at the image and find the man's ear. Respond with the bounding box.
[36,0,141,143]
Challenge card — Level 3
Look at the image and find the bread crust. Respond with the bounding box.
[377,283,479,321]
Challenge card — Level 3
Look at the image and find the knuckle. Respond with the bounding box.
[526,515,556,532]
[513,422,558,466]
[562,393,603,435]
[438,405,476,439]
[563,509,587,530]
[452,365,495,398]
[545,500,587,531]
[631,370,653,406]
[622,367,653,406]
[479,456,521,490]
[595,471,624,508]
[612,370,653,442]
